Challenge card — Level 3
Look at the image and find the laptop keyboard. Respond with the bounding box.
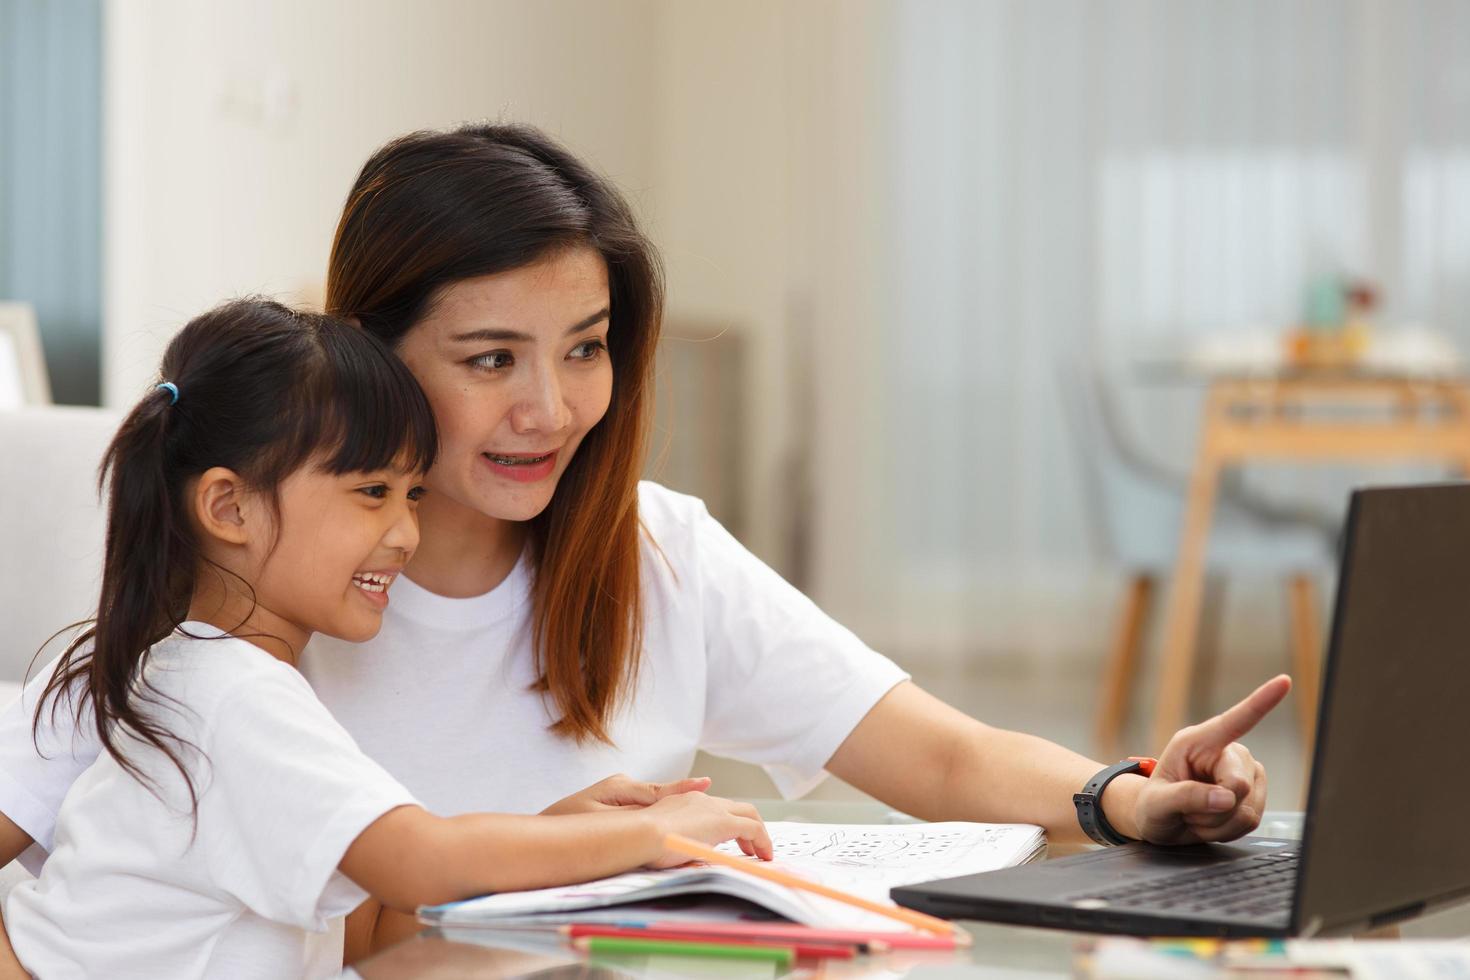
[1075,850,1297,919]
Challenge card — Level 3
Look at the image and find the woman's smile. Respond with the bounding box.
[481,450,559,483]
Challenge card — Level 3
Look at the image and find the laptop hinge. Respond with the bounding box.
[1369,901,1426,928]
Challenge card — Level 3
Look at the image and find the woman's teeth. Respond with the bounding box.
[485,453,551,465]
[352,572,393,593]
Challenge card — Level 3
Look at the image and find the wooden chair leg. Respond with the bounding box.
[1096,574,1155,760]
[1153,454,1221,748]
[1192,575,1227,720]
[1286,573,1322,748]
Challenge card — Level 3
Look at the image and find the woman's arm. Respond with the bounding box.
[339,791,770,914]
[826,676,1289,845]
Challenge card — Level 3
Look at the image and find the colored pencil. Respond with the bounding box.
[662,834,958,936]
[634,920,967,950]
[566,925,857,959]
[574,936,795,967]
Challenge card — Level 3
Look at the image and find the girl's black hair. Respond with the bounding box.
[35,297,437,811]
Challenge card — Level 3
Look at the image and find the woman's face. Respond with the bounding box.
[395,246,614,524]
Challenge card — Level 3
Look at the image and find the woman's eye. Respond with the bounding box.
[469,351,514,371]
[407,485,428,502]
[358,485,389,499]
[570,339,606,361]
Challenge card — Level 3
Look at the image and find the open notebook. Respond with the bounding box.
[420,821,1045,933]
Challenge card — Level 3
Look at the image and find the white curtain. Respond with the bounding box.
[874,0,1470,622]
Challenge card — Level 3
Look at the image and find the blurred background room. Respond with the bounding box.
[4,0,1470,809]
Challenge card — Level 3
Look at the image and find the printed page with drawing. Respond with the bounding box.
[421,822,1046,932]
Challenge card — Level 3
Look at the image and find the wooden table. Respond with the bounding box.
[1150,374,1470,749]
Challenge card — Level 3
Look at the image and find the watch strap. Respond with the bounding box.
[1073,757,1156,846]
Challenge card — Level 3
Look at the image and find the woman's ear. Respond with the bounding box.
[192,467,252,546]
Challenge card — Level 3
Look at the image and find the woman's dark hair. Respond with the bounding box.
[326,123,663,743]
[37,297,438,809]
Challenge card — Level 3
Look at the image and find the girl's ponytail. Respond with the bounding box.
[39,382,204,806]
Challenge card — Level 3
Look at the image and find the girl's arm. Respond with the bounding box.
[0,815,32,872]
[340,791,769,914]
[0,908,27,980]
[342,772,724,964]
[0,816,32,978]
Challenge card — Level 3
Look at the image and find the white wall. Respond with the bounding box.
[103,0,663,407]
[102,0,893,602]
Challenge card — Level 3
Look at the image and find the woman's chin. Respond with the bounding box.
[471,478,560,523]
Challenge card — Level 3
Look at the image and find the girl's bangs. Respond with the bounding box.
[288,321,438,478]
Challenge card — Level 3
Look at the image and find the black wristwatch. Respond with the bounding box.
[1073,757,1156,846]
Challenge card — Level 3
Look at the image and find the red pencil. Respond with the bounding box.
[565,920,965,950]
[565,925,855,960]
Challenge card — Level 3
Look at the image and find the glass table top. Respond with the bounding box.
[352,802,1468,979]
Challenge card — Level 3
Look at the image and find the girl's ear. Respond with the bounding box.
[192,467,252,546]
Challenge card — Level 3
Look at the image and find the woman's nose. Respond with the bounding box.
[510,371,572,434]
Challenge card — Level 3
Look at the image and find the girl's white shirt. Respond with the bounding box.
[3,625,416,979]
[0,483,908,966]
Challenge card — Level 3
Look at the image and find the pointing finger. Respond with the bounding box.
[1194,675,1291,747]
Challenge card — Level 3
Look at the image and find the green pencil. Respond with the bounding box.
[576,935,796,967]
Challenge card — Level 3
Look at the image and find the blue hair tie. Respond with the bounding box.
[156,381,179,405]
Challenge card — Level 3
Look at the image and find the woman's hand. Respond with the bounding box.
[539,774,713,816]
[643,792,773,868]
[1132,674,1291,845]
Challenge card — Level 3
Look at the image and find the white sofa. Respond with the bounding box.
[0,406,120,688]
[0,406,120,894]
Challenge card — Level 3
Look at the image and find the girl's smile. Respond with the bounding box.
[350,569,402,607]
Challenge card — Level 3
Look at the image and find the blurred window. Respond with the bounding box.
[0,0,102,405]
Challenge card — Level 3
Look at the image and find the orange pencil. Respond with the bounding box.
[567,926,856,959]
[634,921,966,950]
[661,834,957,936]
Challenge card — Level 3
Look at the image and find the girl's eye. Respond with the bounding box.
[468,351,514,372]
[570,339,607,361]
[407,485,428,502]
[358,485,389,499]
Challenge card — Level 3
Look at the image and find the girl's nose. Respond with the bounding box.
[383,503,420,558]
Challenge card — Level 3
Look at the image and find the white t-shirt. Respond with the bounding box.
[0,482,907,865]
[3,626,417,980]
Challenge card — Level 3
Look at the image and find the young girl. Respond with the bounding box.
[0,299,770,979]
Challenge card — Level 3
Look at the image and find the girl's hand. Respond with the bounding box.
[539,774,713,816]
[643,791,774,868]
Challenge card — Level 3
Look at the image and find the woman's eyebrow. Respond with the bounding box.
[449,307,610,344]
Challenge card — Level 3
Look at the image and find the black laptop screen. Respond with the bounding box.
[1296,484,1470,934]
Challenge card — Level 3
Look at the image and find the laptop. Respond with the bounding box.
[892,484,1470,937]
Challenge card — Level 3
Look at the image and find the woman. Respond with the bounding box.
[0,123,1287,958]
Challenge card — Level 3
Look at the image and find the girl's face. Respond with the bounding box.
[394,246,614,524]
[245,464,426,651]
